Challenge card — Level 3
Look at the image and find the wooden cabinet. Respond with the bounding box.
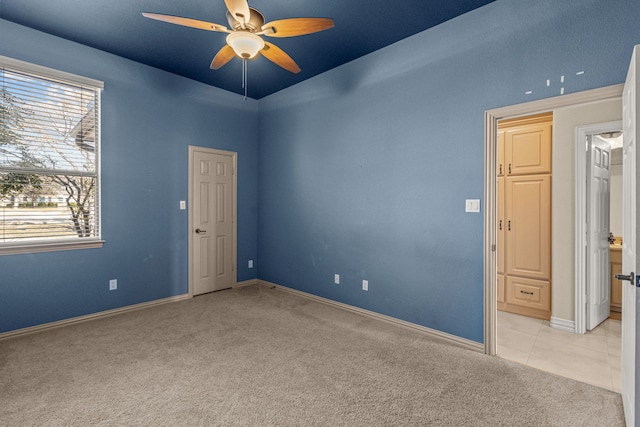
[498,177,505,274]
[497,113,552,320]
[505,276,551,315]
[610,246,622,314]
[497,113,552,177]
[498,131,505,176]
[505,122,552,175]
[505,175,551,281]
[497,274,505,307]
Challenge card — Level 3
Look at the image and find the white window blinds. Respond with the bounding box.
[0,56,103,251]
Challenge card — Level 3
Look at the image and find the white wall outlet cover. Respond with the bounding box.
[362,280,368,291]
[465,199,481,213]
[334,274,340,284]
[109,279,117,290]
[179,200,186,210]
[248,260,253,268]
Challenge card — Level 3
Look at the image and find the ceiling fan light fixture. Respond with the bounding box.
[226,31,265,59]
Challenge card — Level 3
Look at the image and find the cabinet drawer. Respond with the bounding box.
[506,276,550,312]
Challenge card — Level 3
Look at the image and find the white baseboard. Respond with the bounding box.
[0,293,191,341]
[234,279,259,288]
[1,278,485,353]
[257,279,484,353]
[550,317,576,333]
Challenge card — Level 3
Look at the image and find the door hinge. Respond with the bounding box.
[491,244,496,252]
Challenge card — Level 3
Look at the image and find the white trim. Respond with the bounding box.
[0,294,190,341]
[574,121,622,334]
[0,54,104,89]
[0,239,104,256]
[484,84,624,356]
[234,279,258,288]
[188,146,238,297]
[259,280,484,353]
[550,317,576,333]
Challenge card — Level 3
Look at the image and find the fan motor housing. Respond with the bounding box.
[226,7,265,32]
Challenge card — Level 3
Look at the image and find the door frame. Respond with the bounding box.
[484,84,623,355]
[574,121,622,334]
[188,145,238,297]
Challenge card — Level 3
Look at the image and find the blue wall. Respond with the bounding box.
[257,0,640,342]
[2,0,640,341]
[0,20,259,333]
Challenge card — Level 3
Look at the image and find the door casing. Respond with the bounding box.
[484,84,623,355]
[188,145,238,297]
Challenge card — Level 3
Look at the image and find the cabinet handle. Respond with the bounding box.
[499,164,503,175]
[508,220,511,231]
[520,290,534,295]
[508,163,512,174]
[499,220,503,231]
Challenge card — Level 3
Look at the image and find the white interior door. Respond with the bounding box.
[620,44,639,427]
[586,135,611,330]
[191,147,236,295]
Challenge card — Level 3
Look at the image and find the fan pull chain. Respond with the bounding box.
[242,58,248,100]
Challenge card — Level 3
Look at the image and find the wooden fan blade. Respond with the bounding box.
[142,12,228,32]
[261,18,334,38]
[211,45,237,70]
[260,42,301,74]
[224,0,251,25]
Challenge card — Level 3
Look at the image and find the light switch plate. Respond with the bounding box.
[179,200,186,210]
[465,199,480,213]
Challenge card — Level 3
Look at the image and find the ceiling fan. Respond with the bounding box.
[143,0,334,87]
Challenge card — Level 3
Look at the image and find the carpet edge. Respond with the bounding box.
[257,279,484,353]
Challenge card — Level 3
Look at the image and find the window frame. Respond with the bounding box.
[0,55,104,255]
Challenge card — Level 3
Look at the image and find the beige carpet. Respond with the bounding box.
[0,284,625,426]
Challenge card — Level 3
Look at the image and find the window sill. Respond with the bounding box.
[0,239,105,256]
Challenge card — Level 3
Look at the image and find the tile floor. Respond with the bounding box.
[497,310,621,392]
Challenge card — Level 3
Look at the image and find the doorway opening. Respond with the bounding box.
[484,84,624,391]
[575,122,623,334]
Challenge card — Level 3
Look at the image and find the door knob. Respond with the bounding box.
[615,271,635,286]
[195,228,207,234]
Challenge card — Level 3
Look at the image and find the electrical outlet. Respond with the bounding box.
[109,279,117,291]
[248,260,254,268]
[179,200,186,210]
[334,274,340,285]
[362,280,368,291]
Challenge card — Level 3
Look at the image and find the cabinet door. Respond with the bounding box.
[506,122,552,175]
[611,249,623,310]
[497,274,505,304]
[498,130,505,177]
[498,177,505,274]
[506,175,551,281]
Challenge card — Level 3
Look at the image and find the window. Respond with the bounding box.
[0,56,104,254]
